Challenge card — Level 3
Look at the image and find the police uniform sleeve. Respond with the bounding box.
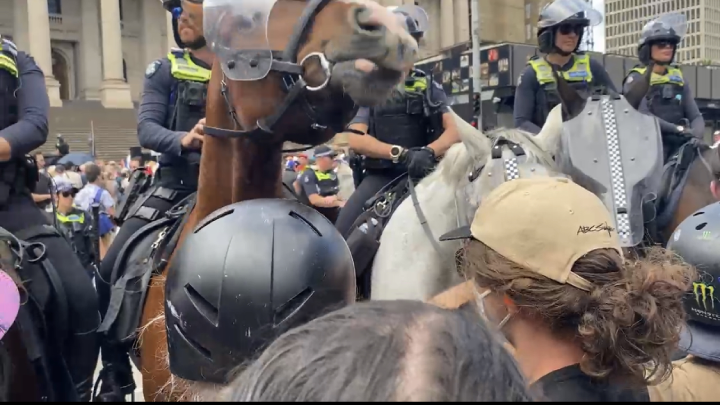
[348,107,370,127]
[299,169,321,198]
[589,58,617,93]
[137,59,186,156]
[0,52,49,159]
[428,80,450,114]
[681,85,705,138]
[513,66,542,134]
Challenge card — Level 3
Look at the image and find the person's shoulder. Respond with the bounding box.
[145,56,171,80]
[15,50,42,74]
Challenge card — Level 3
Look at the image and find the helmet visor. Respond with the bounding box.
[538,0,602,29]
[642,12,688,42]
[388,4,429,33]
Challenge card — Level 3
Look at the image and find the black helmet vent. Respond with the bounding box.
[695,222,708,231]
[194,208,235,234]
[274,287,314,326]
[173,323,213,360]
[289,211,322,236]
[185,283,220,327]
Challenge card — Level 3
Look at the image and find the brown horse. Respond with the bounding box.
[137,0,418,401]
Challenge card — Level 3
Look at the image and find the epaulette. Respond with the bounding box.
[0,37,18,57]
[169,47,186,57]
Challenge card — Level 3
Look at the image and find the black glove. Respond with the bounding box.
[403,147,436,179]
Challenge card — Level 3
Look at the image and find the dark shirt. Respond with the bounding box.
[622,71,704,138]
[137,54,211,158]
[349,78,450,126]
[33,172,51,210]
[531,365,650,402]
[1,51,49,159]
[514,57,617,134]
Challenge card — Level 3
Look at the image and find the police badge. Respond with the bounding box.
[146,60,161,78]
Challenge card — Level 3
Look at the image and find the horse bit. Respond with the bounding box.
[202,0,337,152]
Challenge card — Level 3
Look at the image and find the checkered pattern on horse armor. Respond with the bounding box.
[504,158,520,181]
[601,98,631,242]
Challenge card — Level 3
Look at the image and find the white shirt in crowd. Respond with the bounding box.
[74,183,115,212]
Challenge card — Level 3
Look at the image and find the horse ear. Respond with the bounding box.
[534,104,564,157]
[451,109,491,160]
[553,68,586,120]
[624,63,653,111]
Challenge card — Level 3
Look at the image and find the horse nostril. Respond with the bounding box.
[353,6,383,35]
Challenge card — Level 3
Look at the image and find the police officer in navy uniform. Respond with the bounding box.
[334,5,459,238]
[94,0,212,400]
[0,37,100,400]
[513,0,617,133]
[52,177,96,273]
[296,145,343,223]
[622,13,704,163]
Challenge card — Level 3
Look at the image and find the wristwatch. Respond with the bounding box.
[676,125,685,134]
[389,145,405,164]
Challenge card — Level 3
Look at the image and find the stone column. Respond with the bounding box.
[99,0,133,109]
[22,0,62,107]
[454,0,470,44]
[440,0,454,49]
[79,0,102,100]
[12,0,29,51]
[142,0,164,67]
[165,11,176,54]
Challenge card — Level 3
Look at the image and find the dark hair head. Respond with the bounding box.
[460,242,695,385]
[85,163,102,183]
[221,300,532,402]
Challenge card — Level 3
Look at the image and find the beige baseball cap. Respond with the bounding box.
[440,177,623,291]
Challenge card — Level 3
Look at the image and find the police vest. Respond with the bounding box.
[167,48,211,134]
[629,65,685,126]
[313,169,340,197]
[366,70,431,170]
[528,54,593,126]
[56,208,93,266]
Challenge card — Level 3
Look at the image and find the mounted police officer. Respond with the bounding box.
[334,4,459,238]
[622,13,704,163]
[659,203,720,401]
[296,145,343,223]
[513,0,616,133]
[94,0,212,400]
[0,37,99,401]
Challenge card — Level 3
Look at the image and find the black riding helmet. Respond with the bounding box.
[537,10,589,55]
[395,11,423,41]
[667,202,720,361]
[162,0,205,49]
[637,17,683,65]
[165,199,356,384]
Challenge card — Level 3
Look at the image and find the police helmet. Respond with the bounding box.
[162,0,205,49]
[395,11,422,39]
[666,202,720,329]
[537,11,589,54]
[637,14,686,65]
[165,199,356,384]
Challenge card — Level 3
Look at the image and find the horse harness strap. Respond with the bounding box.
[407,176,446,259]
[202,0,334,153]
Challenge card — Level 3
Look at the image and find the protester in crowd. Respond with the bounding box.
[221,300,532,402]
[31,151,53,218]
[440,177,695,402]
[74,163,116,258]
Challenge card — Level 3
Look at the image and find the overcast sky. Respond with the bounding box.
[592,0,606,52]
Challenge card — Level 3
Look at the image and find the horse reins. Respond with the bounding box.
[203,0,336,153]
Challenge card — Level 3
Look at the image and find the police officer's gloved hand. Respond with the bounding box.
[404,147,436,179]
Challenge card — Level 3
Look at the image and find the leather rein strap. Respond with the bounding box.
[203,0,333,153]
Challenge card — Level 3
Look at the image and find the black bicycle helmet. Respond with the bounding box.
[165,199,356,384]
[637,14,686,65]
[667,203,720,329]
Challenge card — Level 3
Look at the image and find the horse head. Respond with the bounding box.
[204,0,418,147]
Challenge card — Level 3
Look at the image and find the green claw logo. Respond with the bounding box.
[693,282,716,311]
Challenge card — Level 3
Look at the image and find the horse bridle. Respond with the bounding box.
[203,0,340,152]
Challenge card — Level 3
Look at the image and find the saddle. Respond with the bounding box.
[6,226,78,401]
[97,193,197,347]
[346,175,410,283]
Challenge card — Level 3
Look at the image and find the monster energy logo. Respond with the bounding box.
[699,231,712,240]
[693,282,716,311]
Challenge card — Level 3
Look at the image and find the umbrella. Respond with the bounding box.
[56,152,95,167]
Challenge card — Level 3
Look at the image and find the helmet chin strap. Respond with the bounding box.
[186,37,207,50]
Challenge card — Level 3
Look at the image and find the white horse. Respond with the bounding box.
[370,106,567,301]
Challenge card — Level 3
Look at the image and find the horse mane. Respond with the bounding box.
[427,109,559,191]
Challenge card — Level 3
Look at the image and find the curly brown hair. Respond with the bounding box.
[459,241,696,386]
